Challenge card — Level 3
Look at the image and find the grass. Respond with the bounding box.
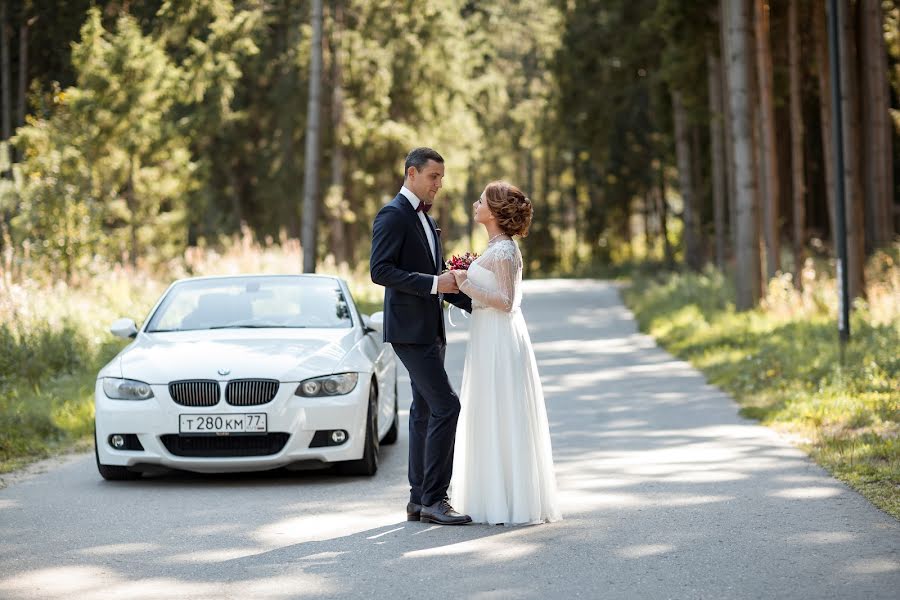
[0,369,101,473]
[0,233,384,476]
[621,252,900,519]
[0,270,162,474]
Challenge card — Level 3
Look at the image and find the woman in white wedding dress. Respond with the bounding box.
[449,181,561,526]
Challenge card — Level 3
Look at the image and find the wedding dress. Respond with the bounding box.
[450,238,561,525]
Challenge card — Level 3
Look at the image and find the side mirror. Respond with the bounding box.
[368,311,384,333]
[110,318,138,339]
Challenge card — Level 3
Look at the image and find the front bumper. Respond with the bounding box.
[94,378,369,473]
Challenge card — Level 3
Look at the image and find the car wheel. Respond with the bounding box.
[338,380,379,476]
[94,429,141,481]
[382,376,399,445]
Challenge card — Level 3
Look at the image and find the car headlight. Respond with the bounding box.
[103,377,154,400]
[295,373,358,397]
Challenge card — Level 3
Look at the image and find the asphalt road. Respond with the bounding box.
[0,279,897,600]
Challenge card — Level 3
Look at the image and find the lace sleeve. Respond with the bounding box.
[460,241,519,312]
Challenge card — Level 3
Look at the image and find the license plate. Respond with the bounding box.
[178,413,267,434]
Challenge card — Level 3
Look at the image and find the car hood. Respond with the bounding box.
[117,328,359,384]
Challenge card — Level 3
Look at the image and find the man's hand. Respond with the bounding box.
[437,271,459,293]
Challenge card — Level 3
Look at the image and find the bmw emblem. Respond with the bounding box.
[218,368,231,376]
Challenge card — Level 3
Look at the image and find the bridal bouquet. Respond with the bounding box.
[445,252,478,272]
[445,252,477,327]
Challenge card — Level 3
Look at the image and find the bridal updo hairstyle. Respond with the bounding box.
[483,181,533,238]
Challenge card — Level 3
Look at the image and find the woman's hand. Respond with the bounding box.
[451,269,468,287]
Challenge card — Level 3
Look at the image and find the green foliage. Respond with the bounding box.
[553,0,676,266]
[1,0,708,280]
[2,1,579,276]
[0,361,108,473]
[9,98,106,280]
[10,8,195,278]
[0,320,91,386]
[623,266,900,519]
[0,270,160,473]
[5,0,898,280]
[650,0,713,113]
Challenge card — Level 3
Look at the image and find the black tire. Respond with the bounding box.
[382,376,399,445]
[338,380,379,476]
[94,430,141,481]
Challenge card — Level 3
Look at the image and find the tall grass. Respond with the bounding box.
[622,248,900,518]
[0,233,383,473]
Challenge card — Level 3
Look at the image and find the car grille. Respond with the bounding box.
[160,433,290,457]
[225,379,280,406]
[169,380,220,407]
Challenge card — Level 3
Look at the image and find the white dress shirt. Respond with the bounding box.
[399,186,439,295]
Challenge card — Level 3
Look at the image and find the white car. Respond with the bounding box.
[94,274,398,480]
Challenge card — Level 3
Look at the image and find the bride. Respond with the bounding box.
[449,181,561,525]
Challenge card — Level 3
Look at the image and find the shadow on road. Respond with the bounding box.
[0,279,897,599]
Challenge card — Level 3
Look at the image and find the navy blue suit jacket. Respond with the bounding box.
[370,193,472,344]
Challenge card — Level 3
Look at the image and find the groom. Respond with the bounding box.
[370,147,473,525]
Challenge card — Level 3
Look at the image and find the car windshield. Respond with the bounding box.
[145,276,354,332]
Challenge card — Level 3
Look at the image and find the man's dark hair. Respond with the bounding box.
[404,147,444,177]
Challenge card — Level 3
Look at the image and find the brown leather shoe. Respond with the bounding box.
[406,502,422,521]
[419,500,472,525]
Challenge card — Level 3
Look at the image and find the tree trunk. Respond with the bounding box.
[126,157,138,268]
[525,149,535,204]
[838,0,866,299]
[720,0,737,254]
[658,157,673,267]
[521,148,536,269]
[860,0,893,251]
[536,147,554,270]
[754,0,780,279]
[643,192,653,256]
[341,156,355,263]
[282,5,299,239]
[788,0,806,285]
[725,0,761,310]
[814,0,838,239]
[691,124,706,262]
[748,8,766,295]
[672,90,701,270]
[328,0,346,265]
[301,0,323,273]
[753,81,765,291]
[228,165,244,231]
[708,40,727,270]
[620,194,632,256]
[567,149,579,268]
[467,162,477,252]
[1,0,11,142]
[17,16,30,129]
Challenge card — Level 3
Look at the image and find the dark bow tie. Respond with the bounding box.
[415,201,432,214]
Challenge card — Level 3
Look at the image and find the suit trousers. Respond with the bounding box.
[392,339,460,507]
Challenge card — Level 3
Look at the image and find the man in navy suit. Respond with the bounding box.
[370,147,473,525]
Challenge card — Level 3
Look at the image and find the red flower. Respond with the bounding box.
[444,252,478,272]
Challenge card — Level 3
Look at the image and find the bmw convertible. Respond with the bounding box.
[94,274,398,480]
